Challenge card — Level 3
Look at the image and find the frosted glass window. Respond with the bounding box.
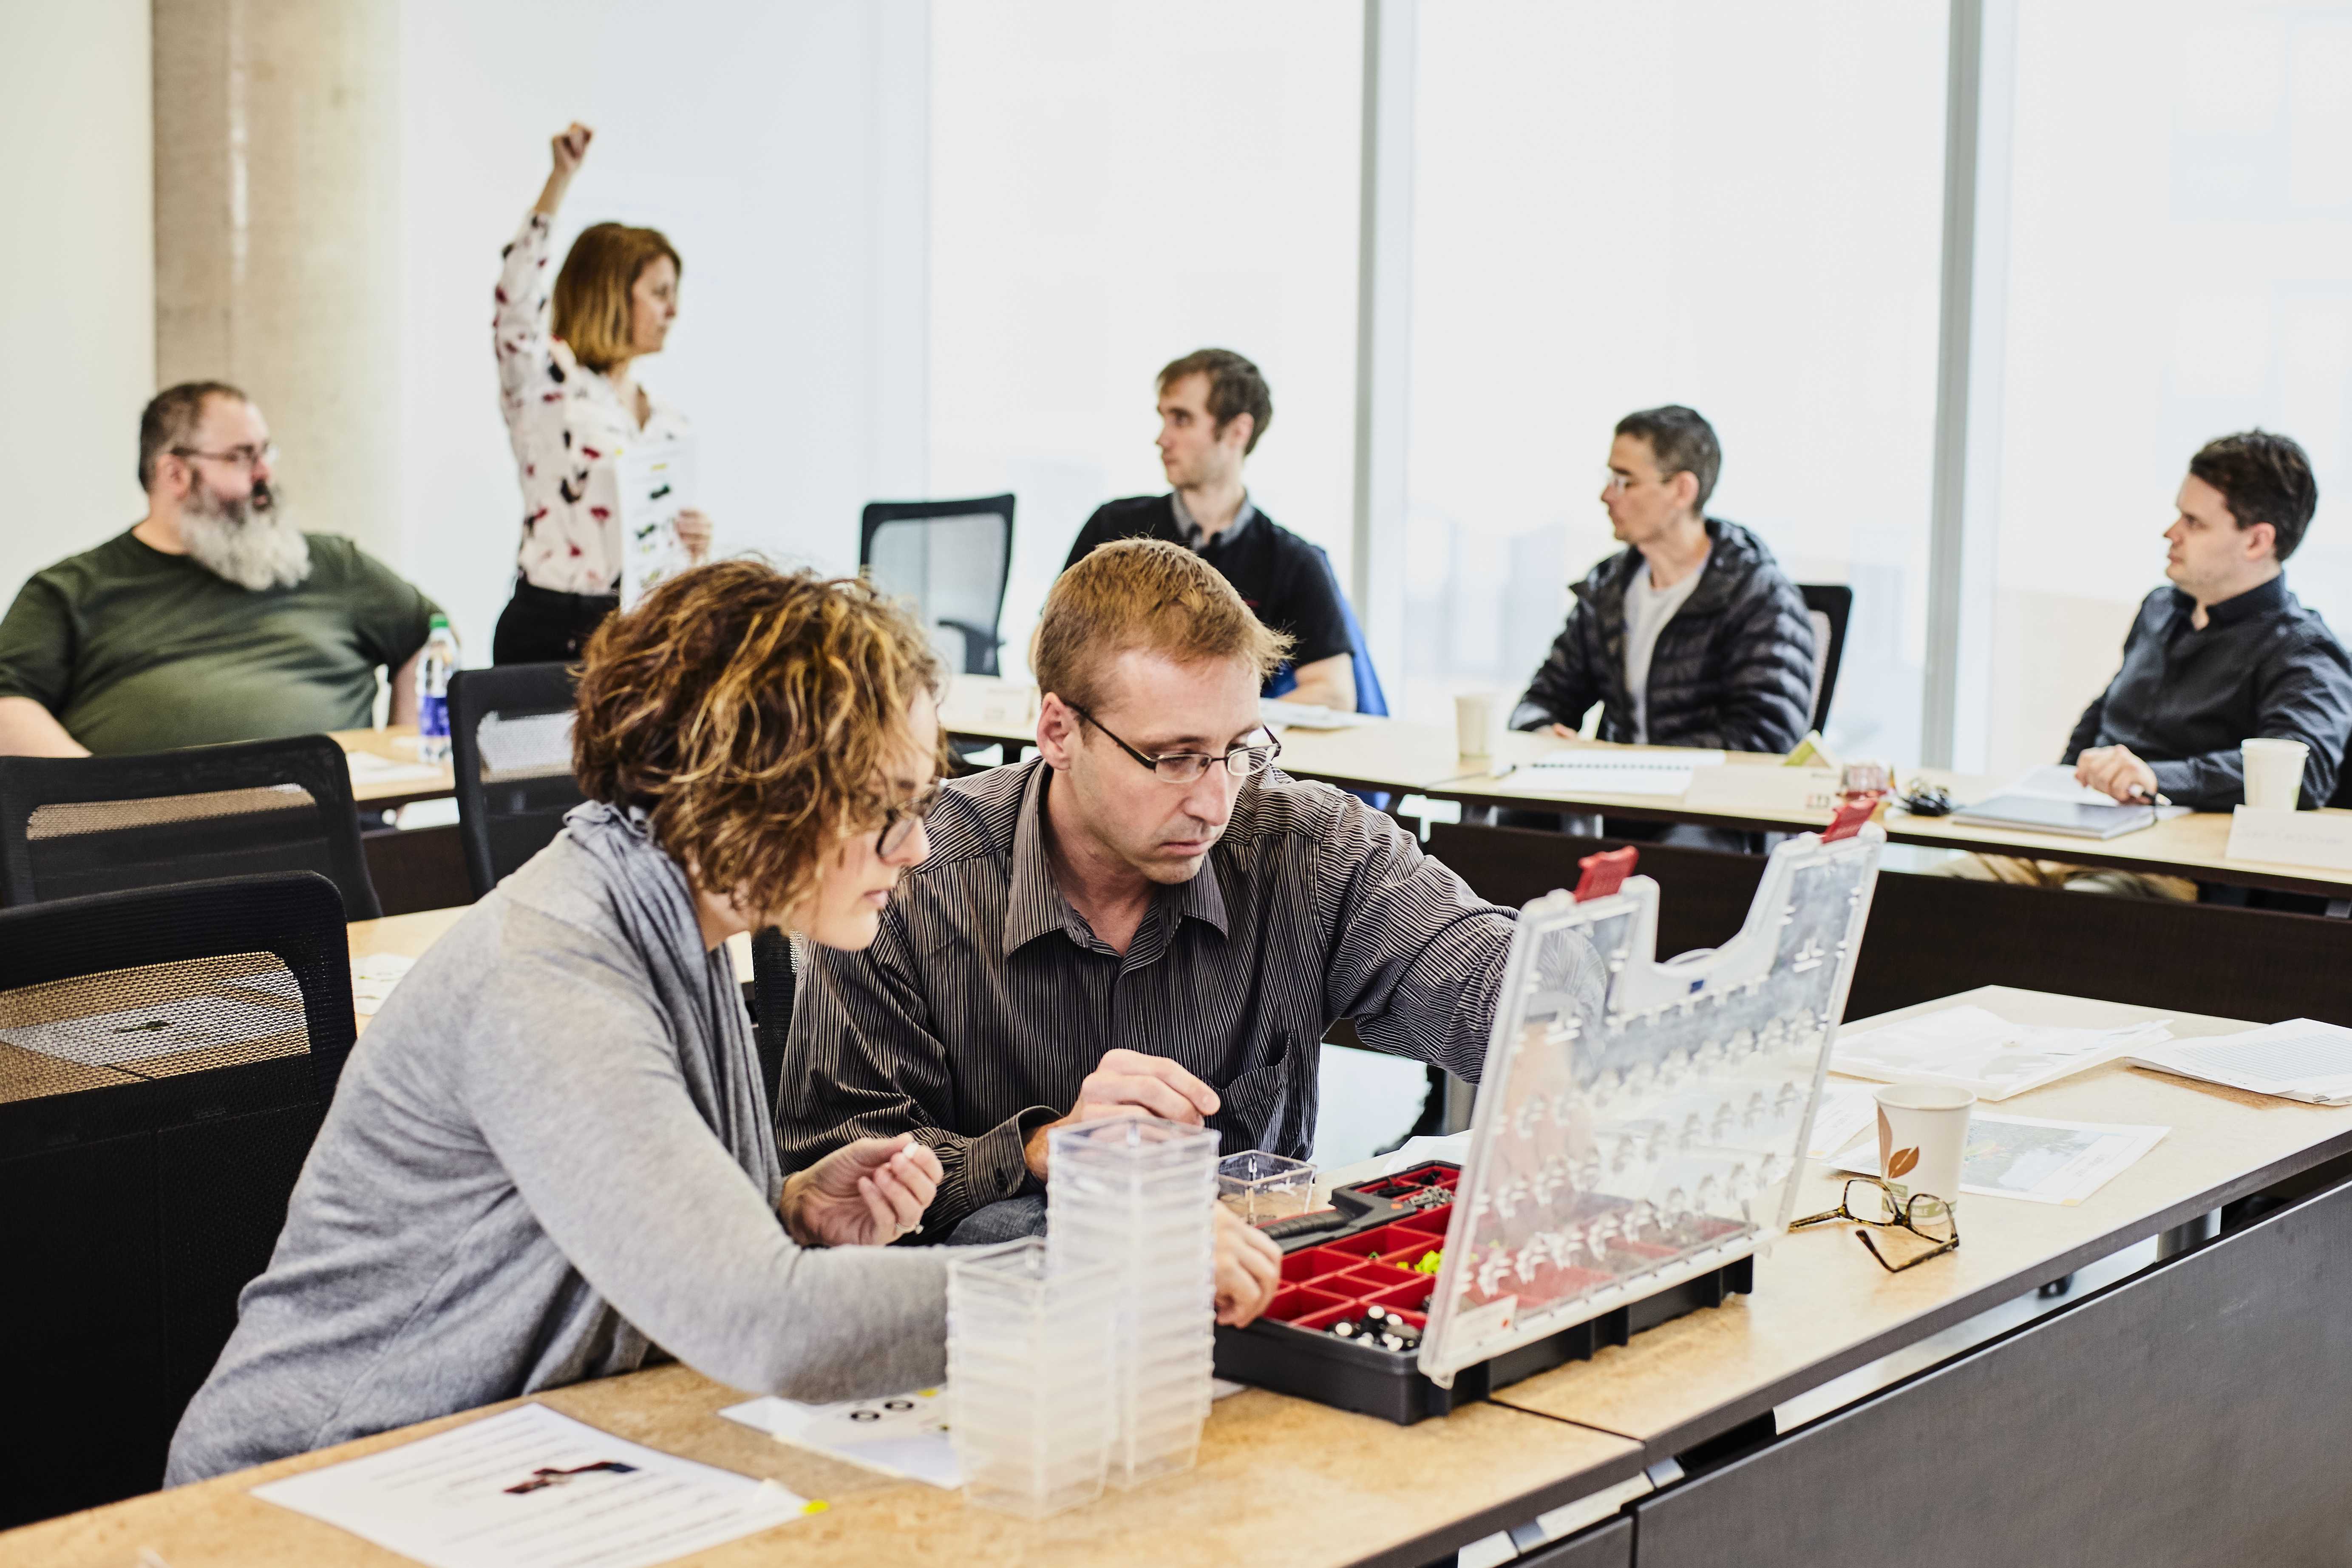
[928,5,1362,681]
[1986,0,2352,777]
[1406,2,1948,760]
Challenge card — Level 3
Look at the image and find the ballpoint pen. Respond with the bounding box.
[2125,785,2173,808]
[1488,762,1517,781]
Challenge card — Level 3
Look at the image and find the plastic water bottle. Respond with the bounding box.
[416,614,457,765]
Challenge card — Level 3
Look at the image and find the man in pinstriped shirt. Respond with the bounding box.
[779,540,1579,1243]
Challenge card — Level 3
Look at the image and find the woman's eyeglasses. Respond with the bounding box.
[1790,1177,1960,1273]
[1067,703,1282,783]
[877,785,941,857]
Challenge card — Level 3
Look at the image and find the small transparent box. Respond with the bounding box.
[1217,1151,1318,1226]
[946,1239,1119,1519]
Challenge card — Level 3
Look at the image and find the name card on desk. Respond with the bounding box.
[2226,807,2352,870]
[1681,766,1843,818]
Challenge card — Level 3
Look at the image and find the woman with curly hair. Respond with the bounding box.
[168,561,956,1481]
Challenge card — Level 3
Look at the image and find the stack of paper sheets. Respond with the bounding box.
[2127,1019,2352,1106]
[1831,1004,2173,1101]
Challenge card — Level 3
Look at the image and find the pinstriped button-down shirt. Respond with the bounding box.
[776,757,1525,1234]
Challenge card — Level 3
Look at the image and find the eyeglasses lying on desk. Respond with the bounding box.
[1790,1177,1961,1273]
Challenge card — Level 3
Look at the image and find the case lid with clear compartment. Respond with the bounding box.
[1416,823,1884,1387]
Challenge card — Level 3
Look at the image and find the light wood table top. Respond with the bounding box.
[945,680,2352,897]
[330,726,456,810]
[1491,984,2352,1460]
[5,1362,1638,1568]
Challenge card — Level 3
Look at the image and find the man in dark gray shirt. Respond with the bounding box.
[780,539,1549,1239]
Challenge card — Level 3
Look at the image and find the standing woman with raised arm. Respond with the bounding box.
[490,122,714,664]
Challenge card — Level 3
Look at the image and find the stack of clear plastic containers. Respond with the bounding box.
[1046,1116,1219,1488]
[945,1239,1120,1518]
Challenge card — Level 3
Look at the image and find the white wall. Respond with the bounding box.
[397,0,930,653]
[0,0,153,600]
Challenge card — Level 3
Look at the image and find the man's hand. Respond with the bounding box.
[1021,1049,1221,1180]
[780,1134,941,1248]
[1550,723,1575,739]
[1213,1205,1282,1327]
[2074,744,2160,803]
[674,508,714,564]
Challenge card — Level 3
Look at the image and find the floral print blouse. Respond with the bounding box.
[493,210,691,595]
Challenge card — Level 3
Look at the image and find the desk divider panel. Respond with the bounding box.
[1629,1173,2352,1567]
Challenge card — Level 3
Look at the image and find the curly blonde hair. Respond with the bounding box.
[572,560,945,919]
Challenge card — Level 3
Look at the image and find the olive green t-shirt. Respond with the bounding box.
[0,530,441,755]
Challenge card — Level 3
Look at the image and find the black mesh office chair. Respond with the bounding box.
[0,871,357,1525]
[751,925,796,1122]
[1798,584,1853,734]
[860,494,1016,676]
[450,663,584,899]
[0,735,381,918]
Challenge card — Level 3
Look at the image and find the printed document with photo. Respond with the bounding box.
[616,438,698,610]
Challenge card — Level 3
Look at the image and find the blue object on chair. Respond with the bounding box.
[1263,548,1391,811]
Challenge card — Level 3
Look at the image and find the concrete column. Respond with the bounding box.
[152,0,400,560]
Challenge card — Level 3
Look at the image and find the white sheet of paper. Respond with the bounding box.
[721,1390,959,1488]
[1832,1112,2167,1205]
[1683,765,1843,815]
[1830,1004,2172,1101]
[1261,699,1372,732]
[0,993,302,1067]
[1998,763,2125,806]
[252,1404,812,1568]
[346,751,447,784]
[2127,1018,2352,1106]
[351,953,418,1017]
[1513,749,1724,798]
[616,439,698,609]
[1804,1081,1880,1161]
[2224,806,2352,871]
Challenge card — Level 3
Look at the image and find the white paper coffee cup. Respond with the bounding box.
[1455,692,1500,759]
[2242,737,2309,810]
[1874,1082,1974,1219]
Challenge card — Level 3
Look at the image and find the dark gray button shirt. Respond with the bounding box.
[779,757,1521,1233]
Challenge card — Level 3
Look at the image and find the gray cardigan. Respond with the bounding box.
[167,803,949,1483]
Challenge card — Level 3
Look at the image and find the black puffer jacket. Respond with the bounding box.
[1510,519,1816,754]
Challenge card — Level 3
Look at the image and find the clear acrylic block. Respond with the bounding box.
[1218,1150,1318,1225]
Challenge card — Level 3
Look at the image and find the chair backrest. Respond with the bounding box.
[750,925,796,1123]
[1425,819,2352,1029]
[1797,584,1852,734]
[860,495,1017,676]
[0,871,356,1525]
[0,735,381,919]
[450,663,583,899]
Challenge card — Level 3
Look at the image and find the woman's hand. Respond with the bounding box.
[780,1134,941,1248]
[1212,1204,1282,1327]
[535,122,593,216]
[674,508,714,564]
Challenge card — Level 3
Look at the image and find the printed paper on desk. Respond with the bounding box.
[722,1390,959,1489]
[251,1402,815,1568]
[616,439,697,610]
[1833,1113,2167,1205]
[2128,1019,2352,1106]
[2225,807,2352,872]
[1514,747,1726,798]
[1683,765,1842,817]
[1831,1004,2172,1101]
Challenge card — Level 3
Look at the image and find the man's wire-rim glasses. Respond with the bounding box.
[1066,702,1283,783]
[1790,1177,1960,1273]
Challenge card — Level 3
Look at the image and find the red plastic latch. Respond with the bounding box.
[1822,792,1879,842]
[1573,846,1639,901]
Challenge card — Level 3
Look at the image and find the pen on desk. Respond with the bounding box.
[2126,785,2173,808]
[1488,762,1517,781]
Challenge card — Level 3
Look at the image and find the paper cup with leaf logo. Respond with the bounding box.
[1873,1082,1974,1219]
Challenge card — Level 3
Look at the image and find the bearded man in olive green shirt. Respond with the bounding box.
[0,382,442,757]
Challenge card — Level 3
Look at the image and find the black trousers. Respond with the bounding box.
[492,577,619,666]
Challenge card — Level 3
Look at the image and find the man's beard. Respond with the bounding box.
[179,478,311,591]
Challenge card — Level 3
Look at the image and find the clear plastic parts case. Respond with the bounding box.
[1416,823,1884,1387]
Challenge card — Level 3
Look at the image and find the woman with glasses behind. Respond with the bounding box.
[169,561,954,1482]
[491,122,714,664]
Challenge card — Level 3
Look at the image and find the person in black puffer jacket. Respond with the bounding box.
[1510,406,1816,756]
